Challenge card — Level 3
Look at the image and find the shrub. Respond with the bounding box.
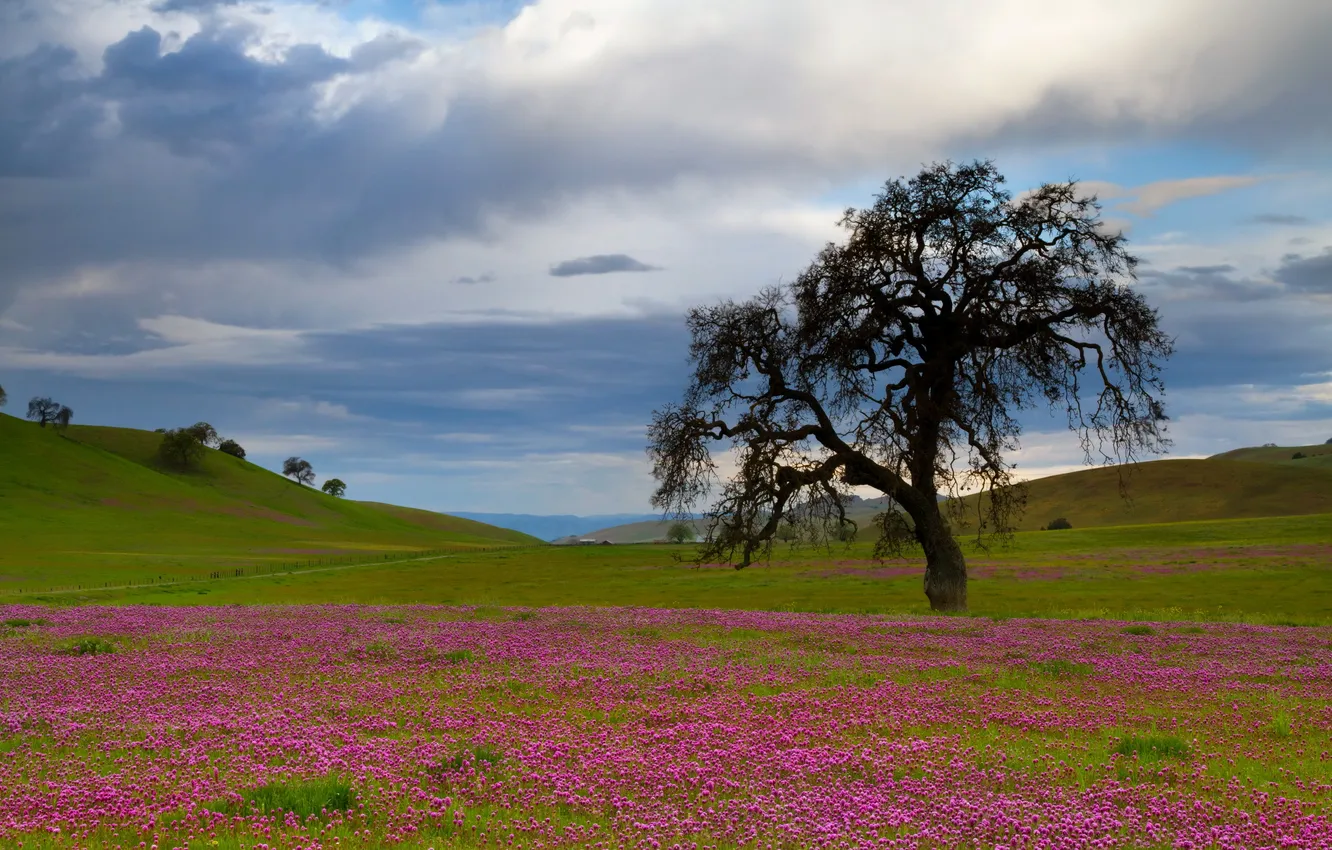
[159,428,205,470]
[1292,452,1306,459]
[218,438,246,459]
[57,636,116,656]
[1114,734,1190,760]
[1047,517,1073,530]
[1122,625,1155,636]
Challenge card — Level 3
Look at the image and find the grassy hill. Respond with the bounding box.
[956,457,1332,532]
[0,414,539,590]
[1211,442,1332,470]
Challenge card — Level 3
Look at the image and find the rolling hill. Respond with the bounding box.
[0,414,540,589]
[1210,442,1332,470]
[581,447,1332,541]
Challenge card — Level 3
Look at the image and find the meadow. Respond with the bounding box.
[2,603,1330,849]
[10,512,1332,625]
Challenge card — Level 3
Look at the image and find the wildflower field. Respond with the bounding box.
[3,605,1331,849]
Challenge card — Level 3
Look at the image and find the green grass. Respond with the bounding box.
[1213,442,1332,469]
[7,412,1332,624]
[205,776,355,818]
[0,414,540,591]
[11,510,1323,624]
[954,457,1332,532]
[1113,734,1192,761]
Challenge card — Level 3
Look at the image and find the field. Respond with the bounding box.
[2,604,1331,849]
[7,512,1330,625]
[7,412,1332,848]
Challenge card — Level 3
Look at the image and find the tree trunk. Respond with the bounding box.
[918,509,968,612]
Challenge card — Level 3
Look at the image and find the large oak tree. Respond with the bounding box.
[647,161,1172,611]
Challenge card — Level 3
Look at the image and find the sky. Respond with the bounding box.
[1,0,1330,515]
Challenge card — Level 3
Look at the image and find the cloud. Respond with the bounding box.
[1079,175,1265,217]
[452,273,495,285]
[1,0,1330,310]
[549,254,660,277]
[1251,213,1312,226]
[1273,248,1332,294]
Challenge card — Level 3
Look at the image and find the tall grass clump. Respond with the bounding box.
[208,777,355,818]
[1114,734,1191,761]
[56,636,116,656]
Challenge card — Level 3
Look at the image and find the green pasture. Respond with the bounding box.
[0,414,538,591]
[4,412,1332,623]
[11,512,1330,624]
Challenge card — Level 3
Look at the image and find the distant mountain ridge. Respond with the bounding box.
[446,512,696,541]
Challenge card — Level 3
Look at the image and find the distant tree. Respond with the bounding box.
[666,521,694,544]
[774,522,800,542]
[0,384,6,408]
[1047,517,1073,530]
[1292,452,1307,460]
[159,428,205,470]
[26,397,61,427]
[185,422,220,448]
[1326,438,1332,445]
[648,160,1172,612]
[283,456,316,486]
[321,478,346,497]
[218,438,246,459]
[54,405,73,432]
[1262,442,1278,448]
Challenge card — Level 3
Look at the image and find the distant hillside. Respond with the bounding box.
[447,512,684,541]
[576,450,1332,542]
[567,517,710,544]
[1211,442,1332,470]
[0,415,539,585]
[958,457,1332,532]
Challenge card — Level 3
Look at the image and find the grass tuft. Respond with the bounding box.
[1114,734,1191,761]
[206,776,354,819]
[1122,625,1156,636]
[439,743,504,774]
[442,649,473,664]
[1029,659,1094,677]
[56,636,116,656]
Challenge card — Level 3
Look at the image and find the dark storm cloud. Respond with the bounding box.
[548,254,661,277]
[1273,249,1332,294]
[0,45,104,177]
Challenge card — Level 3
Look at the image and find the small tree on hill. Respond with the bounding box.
[321,478,346,497]
[185,422,220,448]
[1047,517,1073,530]
[54,406,73,432]
[159,428,205,470]
[648,160,1172,612]
[0,384,7,408]
[283,456,315,486]
[218,438,246,459]
[666,521,694,544]
[27,397,61,427]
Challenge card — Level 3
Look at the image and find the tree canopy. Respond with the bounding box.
[283,457,316,486]
[218,438,246,459]
[159,428,205,470]
[321,478,346,498]
[185,422,220,448]
[27,397,68,429]
[647,160,1171,611]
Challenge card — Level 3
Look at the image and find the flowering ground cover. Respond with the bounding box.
[4,606,1332,849]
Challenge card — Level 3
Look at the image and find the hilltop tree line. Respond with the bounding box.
[1,386,347,497]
